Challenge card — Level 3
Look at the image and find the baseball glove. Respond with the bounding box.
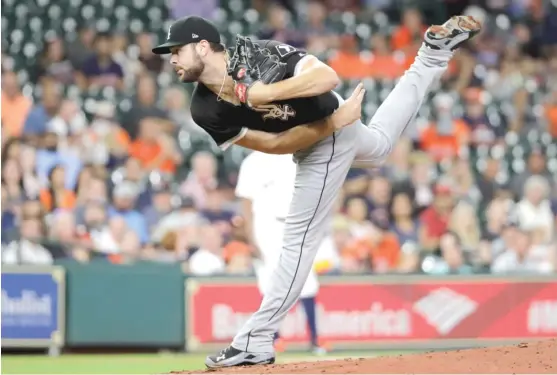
[227,35,287,106]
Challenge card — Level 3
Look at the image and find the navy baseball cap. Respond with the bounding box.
[152,16,221,55]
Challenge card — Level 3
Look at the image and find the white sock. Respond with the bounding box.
[417,44,453,67]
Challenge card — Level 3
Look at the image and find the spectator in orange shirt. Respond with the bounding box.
[546,91,557,138]
[1,71,32,138]
[419,93,470,162]
[391,8,427,52]
[368,34,407,79]
[328,35,371,79]
[342,214,401,273]
[39,165,77,212]
[129,118,182,174]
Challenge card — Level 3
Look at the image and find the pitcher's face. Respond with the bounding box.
[170,44,205,83]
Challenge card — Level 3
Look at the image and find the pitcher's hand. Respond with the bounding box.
[332,83,365,130]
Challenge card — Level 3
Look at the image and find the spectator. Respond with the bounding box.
[492,226,554,274]
[47,210,88,261]
[35,131,82,190]
[2,159,26,203]
[112,32,138,89]
[151,196,201,243]
[1,188,18,245]
[75,176,108,225]
[116,231,142,262]
[83,102,131,167]
[328,35,371,79]
[1,71,32,138]
[66,26,95,70]
[129,118,181,174]
[422,232,474,275]
[420,181,454,252]
[122,74,172,139]
[33,36,76,85]
[258,3,306,48]
[366,175,392,221]
[396,152,435,212]
[477,156,502,204]
[515,175,554,242]
[368,34,406,79]
[22,80,61,136]
[74,166,95,203]
[461,88,505,146]
[162,86,201,135]
[82,202,119,254]
[137,32,164,75]
[546,89,557,139]
[1,136,22,163]
[450,158,482,205]
[187,225,225,276]
[108,216,128,247]
[389,192,420,245]
[108,181,149,245]
[77,32,124,90]
[391,8,427,52]
[143,183,174,232]
[448,201,481,253]
[2,217,53,265]
[477,198,511,269]
[39,165,77,212]
[510,148,553,199]
[47,99,88,146]
[303,0,338,55]
[342,214,401,274]
[181,151,219,209]
[344,196,370,237]
[419,93,470,162]
[116,157,153,211]
[19,145,42,199]
[201,186,235,238]
[385,137,412,183]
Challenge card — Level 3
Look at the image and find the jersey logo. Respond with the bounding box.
[275,44,296,57]
[254,104,296,121]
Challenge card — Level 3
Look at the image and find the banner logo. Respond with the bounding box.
[412,288,478,335]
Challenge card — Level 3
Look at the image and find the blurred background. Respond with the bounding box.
[1,0,557,373]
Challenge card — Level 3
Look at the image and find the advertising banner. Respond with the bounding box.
[185,276,557,351]
[1,267,66,348]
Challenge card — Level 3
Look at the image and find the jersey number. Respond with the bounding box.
[276,44,295,57]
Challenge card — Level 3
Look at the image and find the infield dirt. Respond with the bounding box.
[174,339,556,374]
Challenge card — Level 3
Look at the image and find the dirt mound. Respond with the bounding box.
[175,339,556,374]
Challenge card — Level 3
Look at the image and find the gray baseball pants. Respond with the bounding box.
[232,46,453,353]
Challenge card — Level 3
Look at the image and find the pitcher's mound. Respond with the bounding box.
[175,339,556,374]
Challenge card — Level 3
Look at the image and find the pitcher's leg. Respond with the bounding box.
[231,148,354,354]
[355,16,481,164]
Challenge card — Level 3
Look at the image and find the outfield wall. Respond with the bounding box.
[2,261,556,352]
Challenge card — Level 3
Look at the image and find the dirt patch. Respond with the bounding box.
[175,339,556,374]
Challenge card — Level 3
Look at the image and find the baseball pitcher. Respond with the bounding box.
[152,14,481,368]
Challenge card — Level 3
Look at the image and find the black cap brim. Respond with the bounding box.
[152,41,184,55]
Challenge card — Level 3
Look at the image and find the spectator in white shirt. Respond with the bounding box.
[187,225,225,276]
[2,217,53,265]
[491,226,554,274]
[82,202,119,254]
[515,175,554,243]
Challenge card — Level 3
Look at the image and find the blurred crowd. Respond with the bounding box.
[1,0,556,275]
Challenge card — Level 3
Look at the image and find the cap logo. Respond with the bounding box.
[192,33,199,38]
[167,26,172,40]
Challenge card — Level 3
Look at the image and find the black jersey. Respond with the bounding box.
[190,40,339,149]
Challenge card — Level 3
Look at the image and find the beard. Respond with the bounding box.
[177,54,204,83]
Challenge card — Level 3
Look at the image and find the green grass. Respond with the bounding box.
[1,352,382,374]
